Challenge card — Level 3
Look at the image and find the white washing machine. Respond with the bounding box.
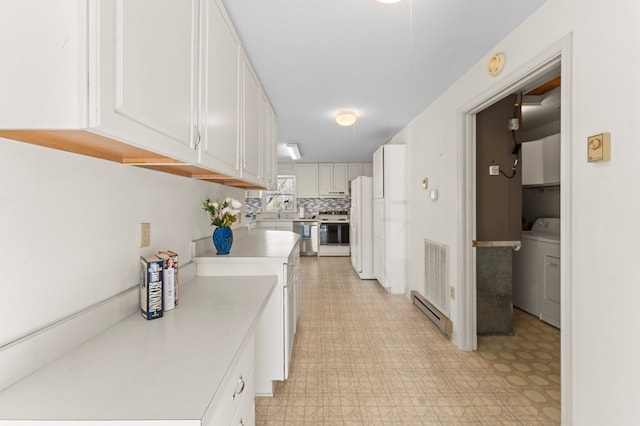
[513,218,561,328]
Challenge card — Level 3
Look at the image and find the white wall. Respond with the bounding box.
[0,137,244,347]
[401,0,640,424]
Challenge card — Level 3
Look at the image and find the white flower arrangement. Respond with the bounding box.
[202,197,242,227]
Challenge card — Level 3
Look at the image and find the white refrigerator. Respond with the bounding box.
[350,176,375,279]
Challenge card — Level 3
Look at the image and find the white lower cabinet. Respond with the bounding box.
[0,276,276,425]
[257,220,293,231]
[284,244,300,372]
[194,233,300,396]
[204,332,256,426]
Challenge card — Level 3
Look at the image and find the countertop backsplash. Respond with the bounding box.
[245,196,351,218]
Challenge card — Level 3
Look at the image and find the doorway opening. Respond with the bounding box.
[457,35,573,423]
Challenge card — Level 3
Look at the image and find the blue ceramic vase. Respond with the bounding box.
[213,226,233,255]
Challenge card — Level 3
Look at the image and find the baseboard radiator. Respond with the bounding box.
[412,239,452,338]
[412,291,452,338]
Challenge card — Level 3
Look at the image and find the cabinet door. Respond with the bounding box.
[261,93,276,189]
[373,147,384,199]
[242,57,261,185]
[318,164,333,195]
[373,199,385,285]
[97,0,198,162]
[522,140,544,186]
[0,0,88,128]
[333,163,349,194]
[199,0,241,177]
[295,164,318,197]
[542,133,561,185]
[348,163,363,182]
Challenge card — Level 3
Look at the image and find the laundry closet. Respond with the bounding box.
[513,80,561,329]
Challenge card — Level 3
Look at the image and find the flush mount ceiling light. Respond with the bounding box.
[377,0,403,3]
[335,111,357,127]
[285,143,301,160]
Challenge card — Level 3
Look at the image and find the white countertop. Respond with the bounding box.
[194,229,299,260]
[0,276,277,423]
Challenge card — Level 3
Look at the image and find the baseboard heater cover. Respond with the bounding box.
[411,290,452,338]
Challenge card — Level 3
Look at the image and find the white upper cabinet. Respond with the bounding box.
[348,163,363,182]
[241,57,261,185]
[295,164,319,198]
[97,0,198,162]
[198,0,241,177]
[0,0,276,189]
[261,93,277,189]
[0,0,88,128]
[318,163,348,196]
[348,163,373,182]
[522,133,561,186]
[373,147,384,199]
[0,0,199,163]
[333,163,349,194]
[318,164,333,195]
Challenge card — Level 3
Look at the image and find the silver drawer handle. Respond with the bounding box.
[239,419,245,426]
[232,376,245,400]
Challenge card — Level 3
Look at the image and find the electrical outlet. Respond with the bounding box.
[141,223,150,247]
[450,286,456,300]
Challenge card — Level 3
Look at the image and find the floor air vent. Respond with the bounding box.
[412,290,452,338]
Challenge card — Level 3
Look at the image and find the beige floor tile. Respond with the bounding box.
[256,257,560,425]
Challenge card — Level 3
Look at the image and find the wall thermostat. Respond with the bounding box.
[588,132,610,162]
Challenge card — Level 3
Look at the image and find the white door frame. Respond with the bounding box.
[457,34,573,424]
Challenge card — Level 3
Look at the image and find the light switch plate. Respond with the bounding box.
[588,132,610,162]
[141,223,150,247]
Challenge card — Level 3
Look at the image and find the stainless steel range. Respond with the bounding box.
[318,211,350,256]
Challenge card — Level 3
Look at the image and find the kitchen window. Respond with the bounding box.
[264,175,295,211]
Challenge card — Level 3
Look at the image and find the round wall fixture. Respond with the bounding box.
[488,52,505,76]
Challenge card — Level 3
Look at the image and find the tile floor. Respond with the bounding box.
[255,257,560,425]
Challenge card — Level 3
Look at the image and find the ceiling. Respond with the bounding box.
[222,0,546,163]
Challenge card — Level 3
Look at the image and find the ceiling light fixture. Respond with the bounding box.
[377,0,403,3]
[335,111,357,127]
[286,143,301,160]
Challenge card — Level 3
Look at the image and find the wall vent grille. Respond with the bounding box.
[424,239,450,317]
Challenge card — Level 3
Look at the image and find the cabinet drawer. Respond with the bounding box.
[203,331,256,426]
[230,369,256,426]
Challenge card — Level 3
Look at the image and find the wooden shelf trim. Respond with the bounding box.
[0,129,267,190]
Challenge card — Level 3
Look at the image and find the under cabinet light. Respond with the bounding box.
[286,143,302,160]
